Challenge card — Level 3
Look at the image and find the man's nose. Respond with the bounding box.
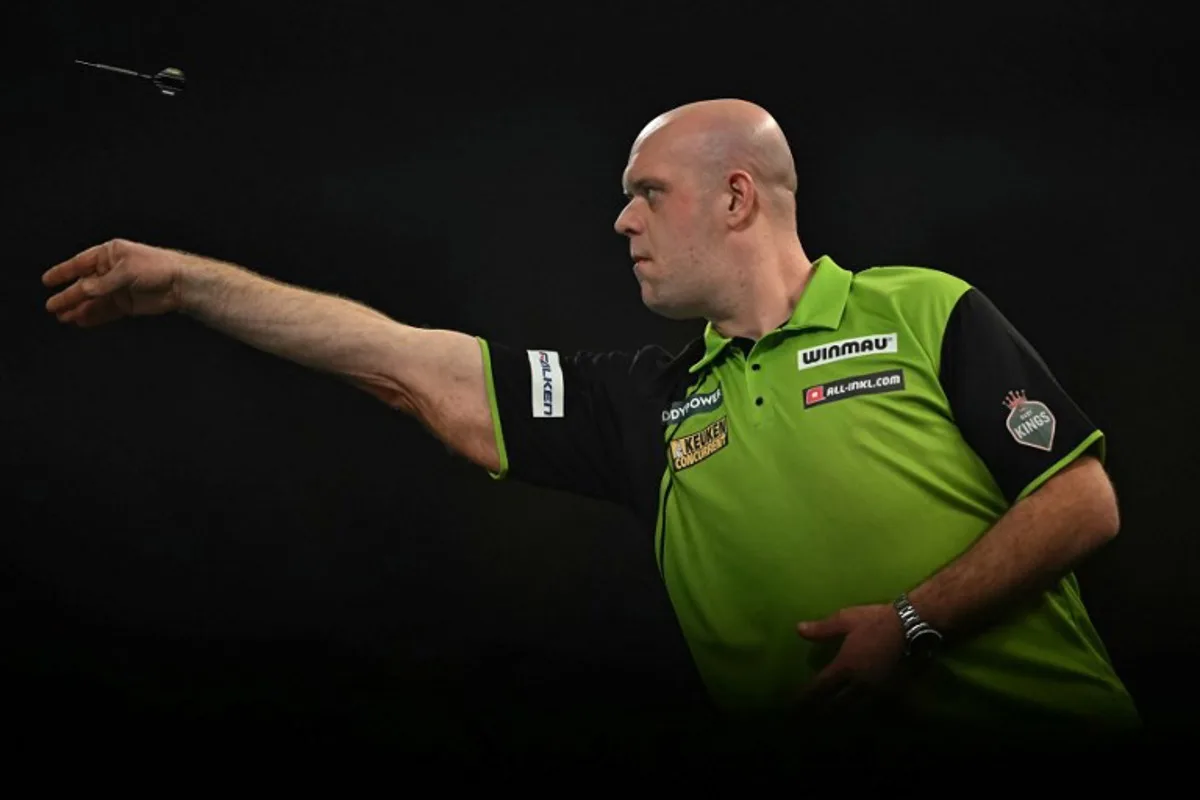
[614,203,639,237]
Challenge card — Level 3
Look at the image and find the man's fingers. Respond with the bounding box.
[54,297,92,323]
[61,297,120,327]
[802,664,851,704]
[46,276,111,314]
[799,670,881,723]
[46,281,93,314]
[797,612,848,642]
[43,243,110,314]
[46,268,130,315]
[42,243,106,288]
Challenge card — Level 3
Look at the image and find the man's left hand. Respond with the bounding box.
[796,603,908,706]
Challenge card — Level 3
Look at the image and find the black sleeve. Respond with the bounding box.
[482,339,670,510]
[938,288,1105,505]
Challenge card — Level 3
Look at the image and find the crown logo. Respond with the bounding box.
[1003,390,1027,410]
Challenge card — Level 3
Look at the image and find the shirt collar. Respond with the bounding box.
[688,255,853,374]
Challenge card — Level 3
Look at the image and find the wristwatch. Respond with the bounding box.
[893,593,943,658]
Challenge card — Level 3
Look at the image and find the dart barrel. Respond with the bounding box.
[153,68,186,96]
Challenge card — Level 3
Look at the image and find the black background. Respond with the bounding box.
[2,0,1197,766]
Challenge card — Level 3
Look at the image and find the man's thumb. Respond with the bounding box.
[796,615,844,640]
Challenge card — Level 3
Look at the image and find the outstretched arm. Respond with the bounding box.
[44,239,501,471]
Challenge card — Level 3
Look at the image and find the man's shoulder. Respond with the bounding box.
[850,264,974,305]
[567,337,705,387]
[629,338,707,385]
[847,264,978,344]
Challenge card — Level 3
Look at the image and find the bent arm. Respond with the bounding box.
[916,284,1122,637]
[178,254,500,471]
[907,455,1120,637]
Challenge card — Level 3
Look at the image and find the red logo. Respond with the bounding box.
[806,386,825,405]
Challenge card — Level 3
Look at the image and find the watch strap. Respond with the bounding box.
[893,592,942,654]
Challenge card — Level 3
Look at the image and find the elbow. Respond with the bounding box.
[1058,456,1120,548]
[1085,505,1120,550]
[1087,467,1121,545]
[1096,492,1121,543]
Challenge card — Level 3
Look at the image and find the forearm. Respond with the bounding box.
[907,457,1119,638]
[175,252,414,404]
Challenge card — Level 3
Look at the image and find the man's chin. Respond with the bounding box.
[642,294,701,321]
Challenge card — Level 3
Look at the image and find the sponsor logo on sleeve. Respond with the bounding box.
[803,369,905,408]
[1003,390,1055,451]
[668,417,729,471]
[662,386,724,425]
[796,333,898,371]
[527,349,564,418]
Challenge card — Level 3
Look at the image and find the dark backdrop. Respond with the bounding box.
[2,0,1196,763]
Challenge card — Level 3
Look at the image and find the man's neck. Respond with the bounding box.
[709,246,814,341]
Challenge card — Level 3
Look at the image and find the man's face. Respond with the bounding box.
[613,134,720,320]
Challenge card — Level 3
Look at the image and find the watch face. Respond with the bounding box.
[909,629,941,658]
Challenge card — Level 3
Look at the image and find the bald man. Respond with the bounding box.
[618,99,808,333]
[42,98,1138,755]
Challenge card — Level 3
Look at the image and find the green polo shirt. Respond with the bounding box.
[475,256,1139,734]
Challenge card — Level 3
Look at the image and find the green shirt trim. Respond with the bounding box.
[1016,428,1106,502]
[476,336,510,480]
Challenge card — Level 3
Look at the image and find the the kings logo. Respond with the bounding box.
[1003,390,1056,451]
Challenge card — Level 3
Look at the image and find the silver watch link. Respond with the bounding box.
[893,592,943,658]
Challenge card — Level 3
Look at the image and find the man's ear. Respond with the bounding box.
[726,170,756,228]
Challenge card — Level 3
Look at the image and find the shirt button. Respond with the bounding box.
[751,363,761,371]
[755,397,764,406]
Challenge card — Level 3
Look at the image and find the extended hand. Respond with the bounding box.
[796,603,908,707]
[43,239,186,327]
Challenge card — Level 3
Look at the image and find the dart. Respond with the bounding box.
[74,60,186,96]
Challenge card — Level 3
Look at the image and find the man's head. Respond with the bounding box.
[614,98,799,321]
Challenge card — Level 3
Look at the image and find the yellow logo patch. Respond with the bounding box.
[669,417,729,471]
